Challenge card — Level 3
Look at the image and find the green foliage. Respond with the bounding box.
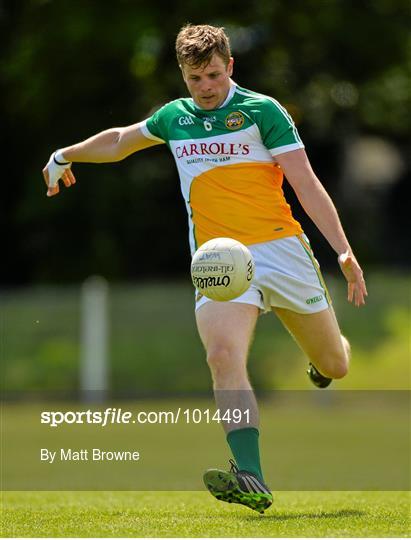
[2,1,410,282]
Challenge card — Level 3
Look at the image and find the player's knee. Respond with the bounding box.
[317,336,350,379]
[206,345,245,380]
[326,347,350,379]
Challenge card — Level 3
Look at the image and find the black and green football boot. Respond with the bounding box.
[307,362,332,388]
[203,459,273,514]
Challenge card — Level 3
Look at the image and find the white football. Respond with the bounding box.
[191,237,255,302]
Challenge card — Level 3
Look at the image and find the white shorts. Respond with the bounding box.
[195,234,332,314]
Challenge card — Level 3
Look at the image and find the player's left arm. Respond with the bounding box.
[275,148,368,307]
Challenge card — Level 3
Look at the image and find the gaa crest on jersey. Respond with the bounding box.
[225,111,245,130]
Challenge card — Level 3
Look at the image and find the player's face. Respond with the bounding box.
[181,54,234,110]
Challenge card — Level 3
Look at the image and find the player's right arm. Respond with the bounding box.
[43,122,163,197]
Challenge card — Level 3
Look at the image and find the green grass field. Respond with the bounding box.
[2,490,409,537]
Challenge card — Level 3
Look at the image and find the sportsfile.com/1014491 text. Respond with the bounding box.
[40,408,251,427]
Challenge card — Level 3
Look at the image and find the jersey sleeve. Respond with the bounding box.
[139,103,170,144]
[258,98,305,156]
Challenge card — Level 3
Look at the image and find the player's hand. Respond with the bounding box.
[43,151,76,197]
[338,250,368,307]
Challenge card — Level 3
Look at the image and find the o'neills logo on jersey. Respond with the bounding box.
[225,111,245,130]
[176,142,250,159]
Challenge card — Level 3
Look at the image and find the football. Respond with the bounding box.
[191,237,255,301]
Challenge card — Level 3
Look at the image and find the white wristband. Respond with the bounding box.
[54,149,71,165]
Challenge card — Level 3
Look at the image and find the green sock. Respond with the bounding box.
[226,427,264,481]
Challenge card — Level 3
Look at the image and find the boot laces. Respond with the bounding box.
[229,459,239,474]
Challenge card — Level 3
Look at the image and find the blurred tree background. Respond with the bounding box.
[2,0,410,284]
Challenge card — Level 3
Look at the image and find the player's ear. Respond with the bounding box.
[179,63,187,83]
[227,57,234,76]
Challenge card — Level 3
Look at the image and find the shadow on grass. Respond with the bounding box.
[245,509,365,521]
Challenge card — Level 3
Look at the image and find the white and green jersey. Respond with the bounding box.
[140,82,304,253]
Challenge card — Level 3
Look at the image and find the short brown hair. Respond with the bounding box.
[176,24,231,68]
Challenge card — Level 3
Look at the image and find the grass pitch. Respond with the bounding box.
[1,490,409,537]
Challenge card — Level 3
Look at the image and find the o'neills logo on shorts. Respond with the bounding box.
[176,142,249,159]
[225,111,245,130]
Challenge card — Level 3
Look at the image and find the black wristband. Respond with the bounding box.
[53,153,70,166]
